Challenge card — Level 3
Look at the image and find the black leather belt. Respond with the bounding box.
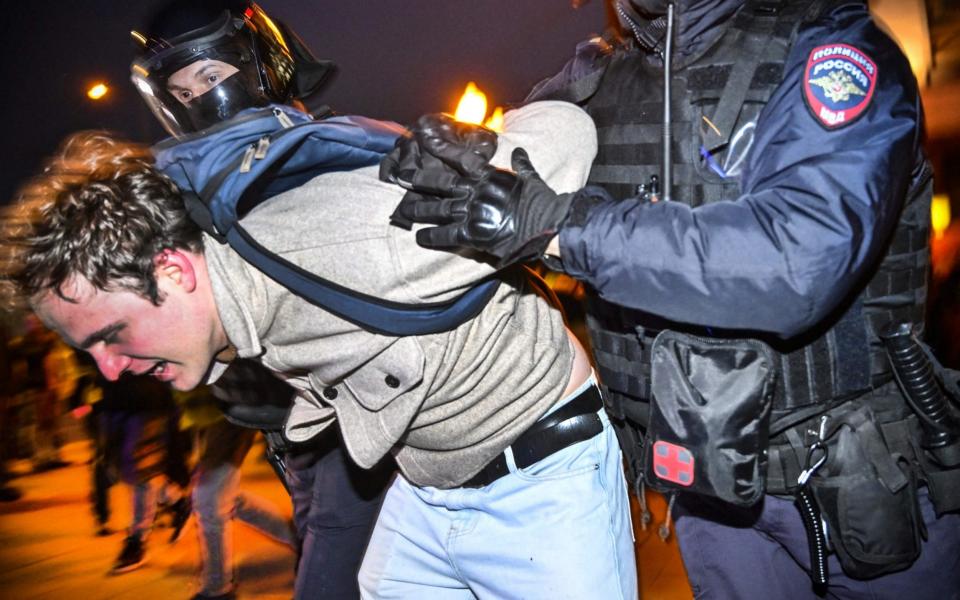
[461,384,604,488]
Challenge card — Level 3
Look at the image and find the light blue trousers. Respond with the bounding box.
[359,379,637,599]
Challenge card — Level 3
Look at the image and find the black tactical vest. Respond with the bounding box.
[577,0,931,432]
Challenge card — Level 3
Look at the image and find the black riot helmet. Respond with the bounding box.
[131,1,335,137]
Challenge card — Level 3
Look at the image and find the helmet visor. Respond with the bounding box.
[132,55,269,137]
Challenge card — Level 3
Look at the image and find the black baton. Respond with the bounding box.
[879,322,960,467]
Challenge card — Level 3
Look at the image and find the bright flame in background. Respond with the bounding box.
[453,82,503,132]
[485,106,504,132]
[932,194,951,239]
[87,83,109,100]
[454,82,487,125]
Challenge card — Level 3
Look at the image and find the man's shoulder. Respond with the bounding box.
[209,166,413,304]
[525,36,617,104]
[239,165,398,252]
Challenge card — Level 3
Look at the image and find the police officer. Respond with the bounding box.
[131,0,335,136]
[130,3,390,599]
[383,0,960,597]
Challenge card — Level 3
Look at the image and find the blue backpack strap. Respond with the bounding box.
[158,106,501,336]
[226,223,500,336]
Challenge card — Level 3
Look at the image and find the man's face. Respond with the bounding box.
[33,250,227,391]
[166,58,239,106]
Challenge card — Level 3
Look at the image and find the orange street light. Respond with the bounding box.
[931,194,951,240]
[87,83,109,100]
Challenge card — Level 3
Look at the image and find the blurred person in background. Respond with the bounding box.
[66,352,118,535]
[43,334,81,458]
[8,313,67,471]
[83,363,119,536]
[0,317,23,501]
[177,367,295,600]
[96,373,192,574]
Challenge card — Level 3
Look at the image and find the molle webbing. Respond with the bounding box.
[585,0,803,205]
[697,1,797,153]
[862,171,932,388]
[586,52,731,205]
[586,52,670,202]
[586,299,652,426]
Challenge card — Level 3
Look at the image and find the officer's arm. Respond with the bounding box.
[557,13,923,339]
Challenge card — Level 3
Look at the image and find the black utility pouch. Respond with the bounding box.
[642,330,776,506]
[807,405,922,580]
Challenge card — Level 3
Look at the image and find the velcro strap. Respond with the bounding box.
[766,432,805,494]
[879,418,920,459]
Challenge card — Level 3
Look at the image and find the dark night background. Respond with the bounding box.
[0,0,608,207]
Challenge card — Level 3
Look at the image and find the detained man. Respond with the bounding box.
[1,98,638,598]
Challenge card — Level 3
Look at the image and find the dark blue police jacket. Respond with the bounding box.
[554,1,925,340]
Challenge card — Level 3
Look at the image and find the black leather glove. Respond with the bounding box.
[380,113,498,229]
[380,113,498,194]
[397,147,575,268]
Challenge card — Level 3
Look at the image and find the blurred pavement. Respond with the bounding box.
[0,433,691,599]
[0,437,295,599]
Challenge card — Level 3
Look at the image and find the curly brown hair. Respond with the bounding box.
[0,131,203,311]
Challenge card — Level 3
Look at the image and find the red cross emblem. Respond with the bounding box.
[651,440,695,487]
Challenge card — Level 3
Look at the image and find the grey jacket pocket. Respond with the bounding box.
[340,337,425,411]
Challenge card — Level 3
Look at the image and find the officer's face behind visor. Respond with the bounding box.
[133,55,270,137]
[167,58,239,104]
[161,57,270,132]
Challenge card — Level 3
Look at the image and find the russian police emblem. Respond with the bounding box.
[804,43,877,129]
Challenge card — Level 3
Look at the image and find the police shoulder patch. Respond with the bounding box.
[803,43,877,129]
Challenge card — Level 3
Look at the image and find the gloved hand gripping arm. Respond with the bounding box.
[382,113,498,228]
[382,113,581,268]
